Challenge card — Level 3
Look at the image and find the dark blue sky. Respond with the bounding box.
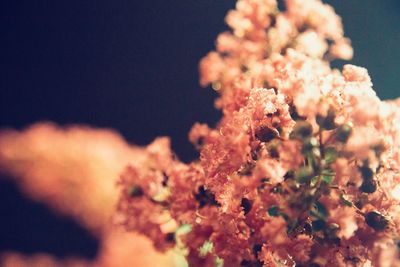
[0,0,399,260]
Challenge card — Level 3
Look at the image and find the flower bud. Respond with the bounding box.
[360,166,374,180]
[296,167,314,184]
[290,121,313,140]
[365,211,388,231]
[312,219,326,231]
[335,124,352,143]
[128,185,144,197]
[316,108,337,130]
[360,179,377,193]
[255,125,279,142]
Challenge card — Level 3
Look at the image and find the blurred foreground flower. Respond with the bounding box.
[0,123,175,267]
[1,0,399,266]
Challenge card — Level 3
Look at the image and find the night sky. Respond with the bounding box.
[0,0,399,260]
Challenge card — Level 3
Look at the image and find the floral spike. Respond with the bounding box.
[116,0,400,266]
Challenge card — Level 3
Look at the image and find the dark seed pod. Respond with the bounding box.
[360,179,377,193]
[290,121,313,140]
[165,232,175,243]
[162,172,169,187]
[128,185,144,197]
[195,136,204,148]
[336,124,352,143]
[303,221,313,235]
[195,185,220,208]
[325,223,339,239]
[355,194,369,209]
[372,142,386,157]
[316,108,337,130]
[365,211,389,231]
[238,161,255,176]
[241,198,253,215]
[360,166,374,180]
[252,244,263,257]
[255,125,279,142]
[267,139,280,158]
[312,219,326,231]
[289,104,306,121]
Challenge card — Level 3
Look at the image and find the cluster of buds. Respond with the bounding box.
[116,0,400,266]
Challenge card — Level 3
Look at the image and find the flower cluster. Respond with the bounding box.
[116,0,400,266]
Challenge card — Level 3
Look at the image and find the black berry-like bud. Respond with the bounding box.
[289,104,306,121]
[360,179,377,193]
[128,185,144,197]
[336,124,352,143]
[195,186,220,208]
[290,121,313,140]
[241,198,253,215]
[312,219,326,231]
[255,125,279,142]
[360,166,374,180]
[316,108,337,130]
[267,139,280,158]
[372,142,386,157]
[252,244,263,257]
[165,232,175,243]
[365,211,388,231]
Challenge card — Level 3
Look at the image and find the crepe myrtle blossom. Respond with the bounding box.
[115,0,400,266]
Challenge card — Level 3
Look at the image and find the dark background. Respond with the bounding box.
[0,0,399,260]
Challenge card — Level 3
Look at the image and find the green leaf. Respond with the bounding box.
[324,147,338,164]
[311,175,319,186]
[322,175,333,184]
[199,240,213,257]
[321,168,336,176]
